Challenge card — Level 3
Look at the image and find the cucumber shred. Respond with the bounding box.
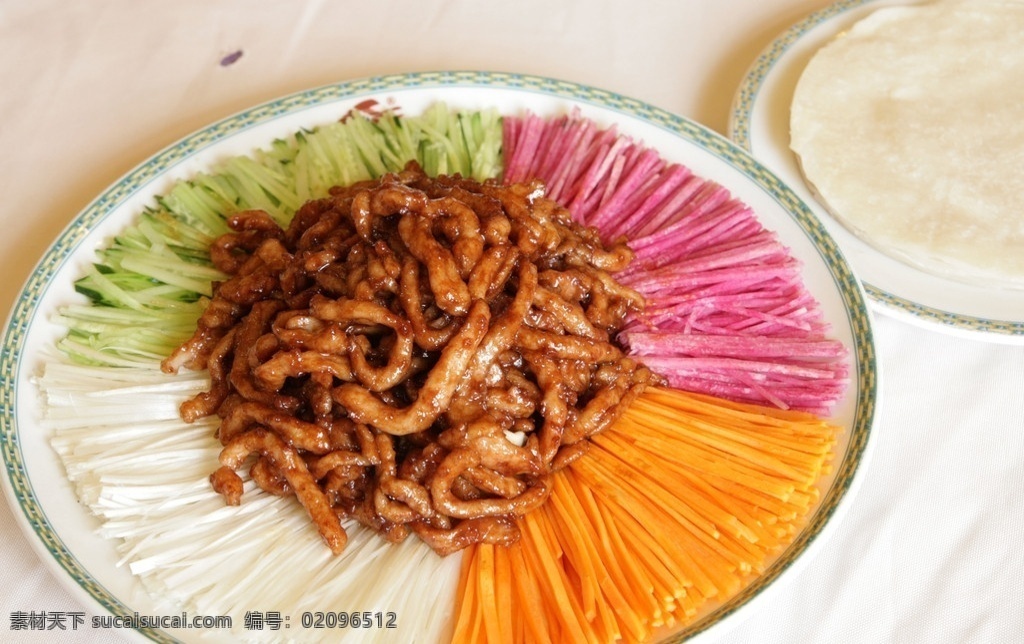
[60,103,505,366]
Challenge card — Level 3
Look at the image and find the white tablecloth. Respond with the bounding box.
[2,0,1022,642]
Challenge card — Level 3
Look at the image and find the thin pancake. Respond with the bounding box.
[790,0,1024,288]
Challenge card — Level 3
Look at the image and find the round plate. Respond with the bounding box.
[0,71,877,643]
[729,0,1024,343]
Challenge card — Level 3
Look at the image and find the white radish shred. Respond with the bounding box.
[42,357,461,643]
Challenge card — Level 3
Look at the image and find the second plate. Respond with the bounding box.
[729,0,1024,343]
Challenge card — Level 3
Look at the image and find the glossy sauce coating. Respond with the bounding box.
[163,162,654,555]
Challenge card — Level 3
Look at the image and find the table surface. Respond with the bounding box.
[2,0,1022,642]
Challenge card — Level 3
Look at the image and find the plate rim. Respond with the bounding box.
[727,0,1024,342]
[1,70,878,643]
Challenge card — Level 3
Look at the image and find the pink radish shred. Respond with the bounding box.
[502,109,849,414]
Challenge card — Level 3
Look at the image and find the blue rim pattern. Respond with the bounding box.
[728,0,1024,339]
[0,71,877,643]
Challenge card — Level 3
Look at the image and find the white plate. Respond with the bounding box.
[0,71,878,643]
[729,0,1024,343]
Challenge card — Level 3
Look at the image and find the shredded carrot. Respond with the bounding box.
[521,512,593,644]
[451,386,841,642]
[569,497,649,641]
[493,544,514,644]
[507,542,552,644]
[452,543,482,643]
[476,544,502,644]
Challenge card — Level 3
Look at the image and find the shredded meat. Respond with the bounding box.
[162,161,655,556]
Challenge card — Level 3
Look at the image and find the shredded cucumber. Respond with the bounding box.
[58,103,505,366]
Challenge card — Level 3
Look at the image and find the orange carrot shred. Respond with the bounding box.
[450,386,840,643]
